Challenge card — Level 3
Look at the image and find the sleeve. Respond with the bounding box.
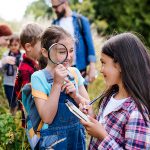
[98,110,150,150]
[14,70,31,100]
[0,51,8,70]
[81,16,96,63]
[75,67,85,86]
[31,73,48,100]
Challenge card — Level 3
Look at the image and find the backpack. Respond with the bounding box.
[22,67,78,150]
[77,14,89,65]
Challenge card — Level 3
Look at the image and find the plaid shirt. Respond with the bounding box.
[14,54,39,128]
[14,53,39,100]
[89,96,150,150]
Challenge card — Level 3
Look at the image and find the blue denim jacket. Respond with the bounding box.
[52,12,96,71]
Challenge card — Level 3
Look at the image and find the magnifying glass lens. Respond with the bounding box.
[48,43,74,80]
[49,43,68,64]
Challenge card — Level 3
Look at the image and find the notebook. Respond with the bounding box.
[65,99,90,122]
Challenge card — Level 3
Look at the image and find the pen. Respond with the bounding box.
[82,95,101,111]
[88,96,100,105]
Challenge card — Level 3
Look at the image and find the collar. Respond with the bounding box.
[101,94,134,112]
[9,50,21,56]
[55,11,77,22]
[22,53,39,71]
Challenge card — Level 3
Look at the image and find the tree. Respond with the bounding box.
[92,0,150,46]
[24,0,53,19]
[25,0,150,46]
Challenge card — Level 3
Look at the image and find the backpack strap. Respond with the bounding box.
[68,67,78,85]
[77,14,84,36]
[43,68,53,83]
[76,14,88,55]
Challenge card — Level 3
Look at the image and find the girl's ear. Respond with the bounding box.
[115,63,121,73]
[24,43,31,52]
[41,48,48,58]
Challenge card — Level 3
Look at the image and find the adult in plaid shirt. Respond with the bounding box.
[80,33,150,149]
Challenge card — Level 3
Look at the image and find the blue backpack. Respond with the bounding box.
[22,68,78,150]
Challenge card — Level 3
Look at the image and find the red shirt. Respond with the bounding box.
[14,53,39,100]
[14,54,39,128]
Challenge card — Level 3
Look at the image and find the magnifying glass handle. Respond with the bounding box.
[67,70,74,81]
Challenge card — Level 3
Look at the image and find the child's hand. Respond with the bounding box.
[79,103,95,117]
[80,116,108,140]
[53,64,68,85]
[61,78,77,98]
[1,56,16,65]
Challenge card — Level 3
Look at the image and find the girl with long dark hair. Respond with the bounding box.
[81,32,150,149]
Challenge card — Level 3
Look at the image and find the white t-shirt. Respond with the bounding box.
[59,17,76,65]
[59,17,74,37]
[99,94,128,123]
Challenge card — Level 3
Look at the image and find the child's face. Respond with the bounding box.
[49,37,74,68]
[9,40,20,53]
[59,38,74,68]
[100,53,121,87]
[31,40,41,60]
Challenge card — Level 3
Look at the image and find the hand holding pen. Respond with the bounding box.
[83,95,100,109]
[79,95,101,118]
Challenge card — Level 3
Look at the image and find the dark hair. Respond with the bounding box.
[100,32,150,123]
[39,25,73,68]
[0,24,12,37]
[9,34,20,46]
[41,25,73,51]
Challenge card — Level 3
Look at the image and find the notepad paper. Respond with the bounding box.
[65,100,90,122]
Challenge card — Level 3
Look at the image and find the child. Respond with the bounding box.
[1,34,23,115]
[80,32,150,149]
[14,23,43,127]
[31,26,90,149]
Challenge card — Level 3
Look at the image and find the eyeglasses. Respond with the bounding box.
[52,2,65,9]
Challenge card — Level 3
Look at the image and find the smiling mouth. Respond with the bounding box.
[63,61,70,65]
[103,74,106,77]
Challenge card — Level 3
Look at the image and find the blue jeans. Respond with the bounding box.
[4,85,17,108]
[39,92,86,150]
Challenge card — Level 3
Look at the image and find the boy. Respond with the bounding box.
[14,23,43,127]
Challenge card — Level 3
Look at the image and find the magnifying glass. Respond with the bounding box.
[48,43,74,80]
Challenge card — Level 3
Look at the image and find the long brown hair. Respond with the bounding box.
[100,32,150,124]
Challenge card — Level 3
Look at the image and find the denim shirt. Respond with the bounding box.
[52,12,96,70]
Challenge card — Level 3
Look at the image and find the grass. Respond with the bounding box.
[0,26,106,149]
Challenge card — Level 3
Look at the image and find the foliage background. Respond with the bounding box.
[24,0,150,46]
[0,0,150,149]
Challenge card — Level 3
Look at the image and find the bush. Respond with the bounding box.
[0,109,30,150]
[72,0,150,46]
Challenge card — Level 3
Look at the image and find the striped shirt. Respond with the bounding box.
[89,96,150,150]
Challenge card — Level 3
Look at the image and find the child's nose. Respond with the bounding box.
[67,52,72,59]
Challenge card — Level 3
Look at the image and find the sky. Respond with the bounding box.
[0,0,37,21]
